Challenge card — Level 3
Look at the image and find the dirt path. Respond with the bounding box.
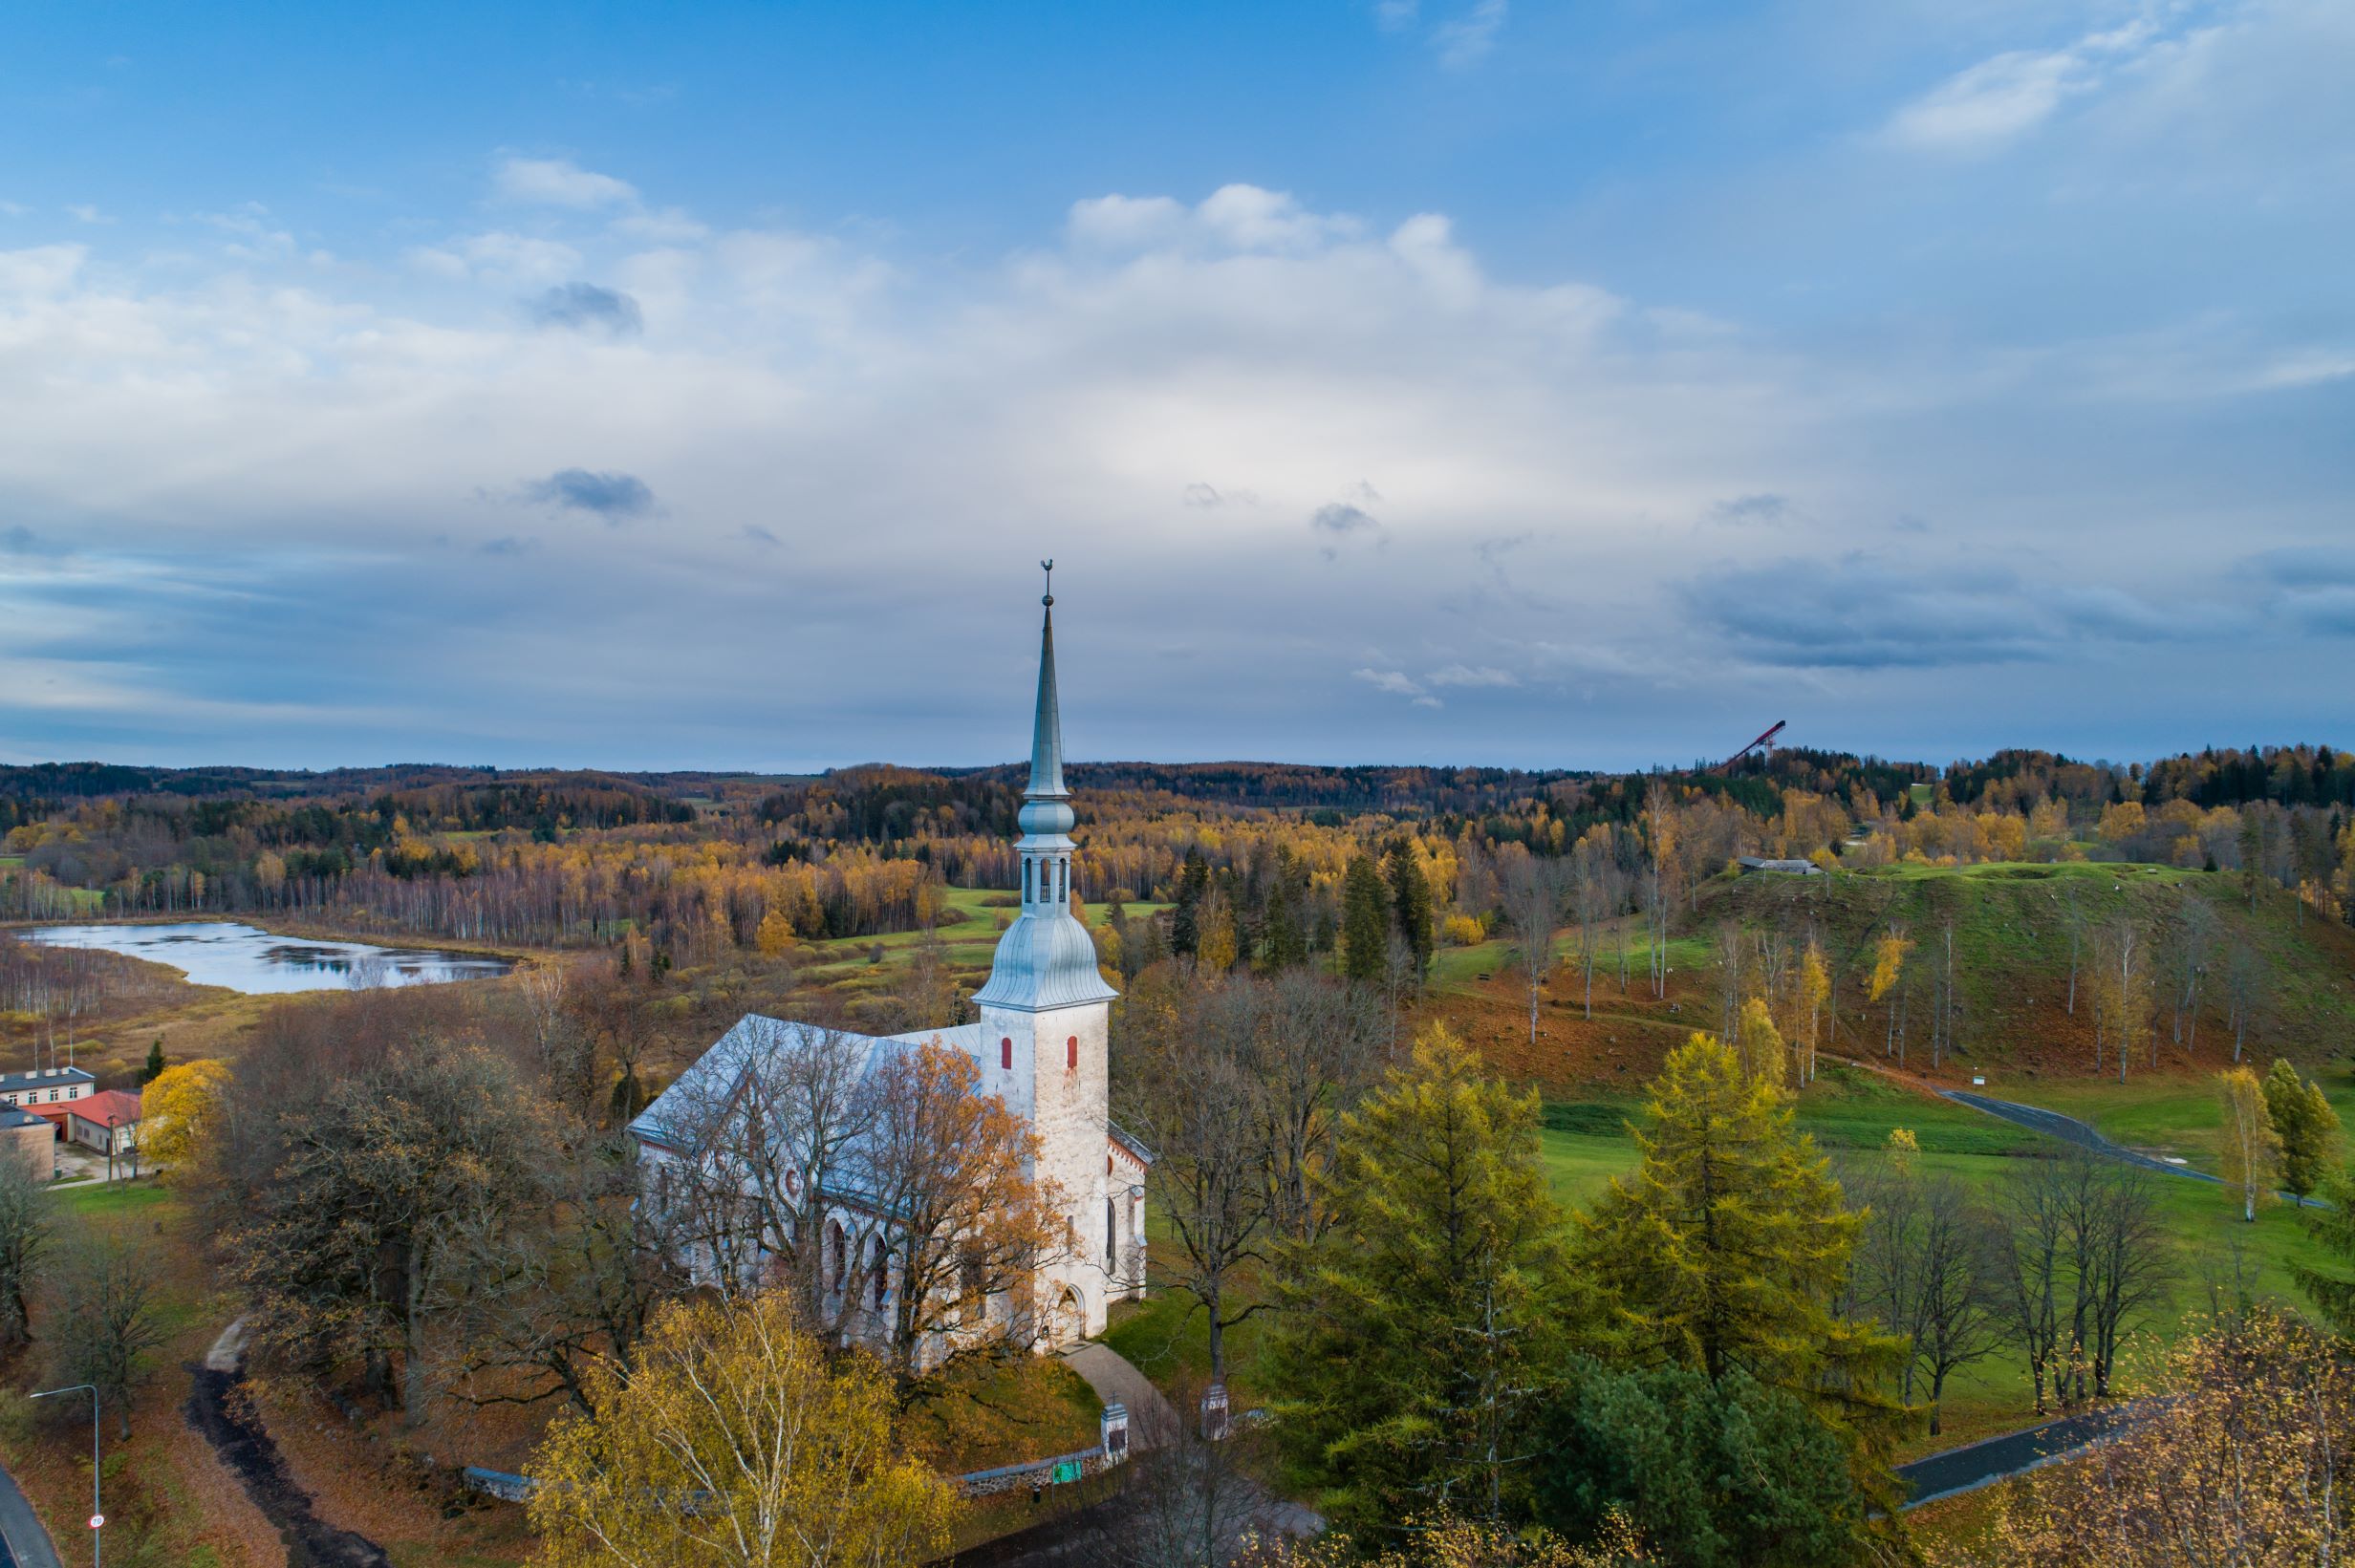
[184,1321,391,1568]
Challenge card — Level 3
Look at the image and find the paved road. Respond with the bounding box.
[1941,1091,2216,1182]
[0,1457,61,1568]
[1942,1089,2324,1207]
[1898,1401,2155,1509]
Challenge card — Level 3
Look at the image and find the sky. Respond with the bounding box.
[2,0,2350,775]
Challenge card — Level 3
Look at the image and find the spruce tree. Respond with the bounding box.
[1171,848,1209,958]
[140,1038,167,1086]
[1385,841,1435,977]
[1574,1034,1905,1459]
[1264,1026,1566,1533]
[1338,854,1391,982]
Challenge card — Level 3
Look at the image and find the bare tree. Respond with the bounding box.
[1850,1158,2003,1434]
[2226,938,2266,1063]
[1122,977,1278,1384]
[1098,1391,1288,1568]
[0,1156,48,1353]
[656,1017,880,1336]
[1992,1153,2172,1412]
[2161,894,2219,1053]
[1253,972,1386,1244]
[51,1232,166,1438]
[1499,853,1564,1048]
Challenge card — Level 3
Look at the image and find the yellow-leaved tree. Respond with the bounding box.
[2217,1066,2280,1223]
[1796,940,1831,1085]
[1868,928,1911,1061]
[140,1058,232,1170]
[1734,998,1787,1085]
[529,1293,958,1568]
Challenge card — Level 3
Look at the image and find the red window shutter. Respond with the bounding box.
[1067,1035,1078,1070]
[1002,1037,1013,1069]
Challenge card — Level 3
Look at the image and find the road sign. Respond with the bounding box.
[90,1514,104,1529]
[1050,1461,1081,1484]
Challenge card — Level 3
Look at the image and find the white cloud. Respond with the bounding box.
[1355,668,1443,707]
[1885,16,2163,152]
[65,204,114,225]
[1427,664,1518,688]
[491,155,638,208]
[0,168,2339,765]
[1432,0,1508,69]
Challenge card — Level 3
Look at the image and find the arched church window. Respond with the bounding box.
[1002,1036,1013,1069]
[873,1238,889,1308]
[1106,1196,1116,1266]
[1067,1036,1078,1071]
[828,1221,845,1290]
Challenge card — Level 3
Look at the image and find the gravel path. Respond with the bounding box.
[184,1320,391,1568]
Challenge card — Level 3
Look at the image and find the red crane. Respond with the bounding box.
[1719,720,1785,772]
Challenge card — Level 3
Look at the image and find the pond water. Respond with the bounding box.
[17,922,515,995]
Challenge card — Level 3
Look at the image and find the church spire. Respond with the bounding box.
[973,564,1117,1015]
[1027,561,1067,800]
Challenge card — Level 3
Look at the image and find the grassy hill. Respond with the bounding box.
[1704,862,2355,1080]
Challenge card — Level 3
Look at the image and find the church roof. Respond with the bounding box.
[627,1013,985,1153]
[973,910,1118,1011]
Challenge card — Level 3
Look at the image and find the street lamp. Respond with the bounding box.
[30,1382,99,1568]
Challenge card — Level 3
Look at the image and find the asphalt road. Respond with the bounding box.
[0,1457,60,1568]
[1897,1402,2153,1508]
[1940,1090,2218,1182]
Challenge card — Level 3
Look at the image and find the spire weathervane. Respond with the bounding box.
[1041,558,1054,607]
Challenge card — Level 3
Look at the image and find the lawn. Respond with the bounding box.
[1532,1064,2350,1460]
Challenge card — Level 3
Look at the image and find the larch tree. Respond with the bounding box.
[2217,1065,2280,1223]
[528,1294,958,1568]
[51,1231,165,1439]
[1264,1026,1568,1536]
[1574,1034,1906,1464]
[2263,1058,2340,1207]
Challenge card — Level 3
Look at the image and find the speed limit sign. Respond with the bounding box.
[90,1514,104,1529]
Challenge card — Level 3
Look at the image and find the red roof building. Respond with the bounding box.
[64,1090,140,1154]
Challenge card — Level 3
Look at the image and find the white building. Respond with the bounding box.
[628,585,1148,1346]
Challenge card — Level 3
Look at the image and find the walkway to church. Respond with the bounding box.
[1060,1342,1178,1446]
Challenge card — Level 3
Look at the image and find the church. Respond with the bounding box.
[627,580,1150,1349]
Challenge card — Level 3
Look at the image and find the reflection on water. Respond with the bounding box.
[18,922,514,995]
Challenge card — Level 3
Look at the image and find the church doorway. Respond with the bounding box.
[1051,1286,1087,1348]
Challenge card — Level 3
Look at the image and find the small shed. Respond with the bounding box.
[1736,855,1825,877]
[66,1090,140,1155]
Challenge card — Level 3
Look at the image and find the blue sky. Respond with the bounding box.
[3,0,2350,772]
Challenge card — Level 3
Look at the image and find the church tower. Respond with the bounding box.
[972,567,1122,1338]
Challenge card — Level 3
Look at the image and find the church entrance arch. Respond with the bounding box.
[1052,1286,1087,1348]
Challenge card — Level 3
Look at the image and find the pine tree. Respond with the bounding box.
[1339,854,1392,982]
[2263,1059,2339,1207]
[140,1038,167,1086]
[1263,866,1307,971]
[1385,840,1435,977]
[1574,1034,1905,1455]
[1264,1026,1566,1533]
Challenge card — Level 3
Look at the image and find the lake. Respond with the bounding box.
[17,922,516,995]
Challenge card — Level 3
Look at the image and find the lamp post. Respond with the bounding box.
[30,1382,99,1567]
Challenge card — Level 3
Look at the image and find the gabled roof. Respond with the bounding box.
[627,1013,985,1154]
[71,1090,140,1125]
[0,1107,45,1130]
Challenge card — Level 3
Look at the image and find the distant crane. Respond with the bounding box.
[1718,720,1785,772]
